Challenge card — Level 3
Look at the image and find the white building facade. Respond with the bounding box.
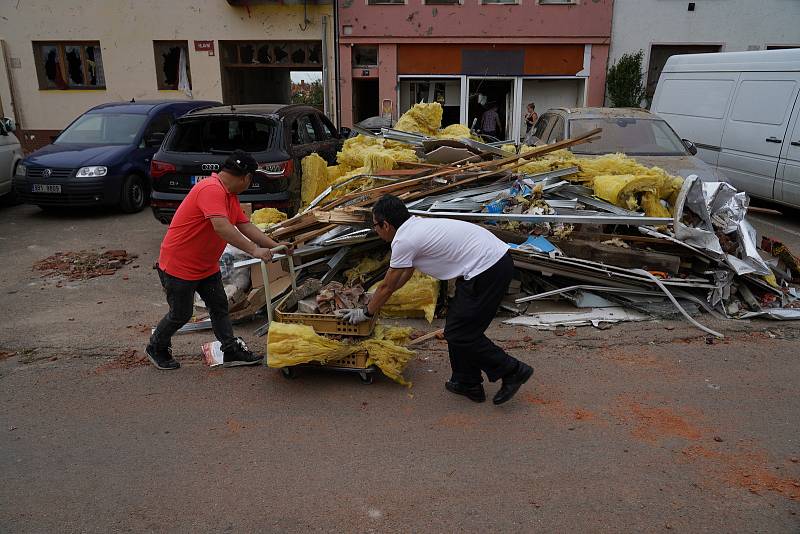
[609,0,800,103]
[0,0,336,153]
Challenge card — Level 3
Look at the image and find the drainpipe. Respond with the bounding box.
[322,15,330,115]
[333,0,341,127]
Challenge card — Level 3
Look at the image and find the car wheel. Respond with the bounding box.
[119,174,146,213]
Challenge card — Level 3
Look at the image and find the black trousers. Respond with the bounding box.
[149,268,238,353]
[444,252,519,384]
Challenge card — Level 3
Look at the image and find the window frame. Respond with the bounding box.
[366,0,405,5]
[32,40,105,90]
[424,0,461,4]
[153,40,191,91]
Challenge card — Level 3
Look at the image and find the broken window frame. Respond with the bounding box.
[219,40,322,68]
[32,41,105,90]
[153,40,191,91]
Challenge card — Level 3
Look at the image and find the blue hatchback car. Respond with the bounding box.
[13,100,219,212]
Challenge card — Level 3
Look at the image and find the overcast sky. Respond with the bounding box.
[291,71,322,84]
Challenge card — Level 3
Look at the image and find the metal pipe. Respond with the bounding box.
[410,210,673,226]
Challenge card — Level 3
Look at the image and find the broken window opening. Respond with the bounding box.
[154,41,191,93]
[33,41,105,90]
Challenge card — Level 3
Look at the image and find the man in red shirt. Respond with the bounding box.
[147,150,291,370]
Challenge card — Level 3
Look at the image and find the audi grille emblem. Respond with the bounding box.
[201,163,220,171]
[42,168,52,178]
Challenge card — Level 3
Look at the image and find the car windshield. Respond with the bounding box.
[569,118,688,156]
[55,113,148,145]
[165,117,278,153]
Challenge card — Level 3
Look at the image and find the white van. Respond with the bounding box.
[651,49,800,208]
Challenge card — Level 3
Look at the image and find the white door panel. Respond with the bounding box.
[778,95,800,207]
[720,72,799,200]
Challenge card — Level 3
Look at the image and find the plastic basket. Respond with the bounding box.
[324,350,369,369]
[274,292,377,337]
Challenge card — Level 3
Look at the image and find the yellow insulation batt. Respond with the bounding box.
[300,153,331,207]
[436,123,473,139]
[394,102,443,136]
[250,207,287,230]
[344,253,390,286]
[267,322,415,386]
[335,136,418,170]
[369,270,440,323]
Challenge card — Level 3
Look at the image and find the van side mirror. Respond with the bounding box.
[339,126,351,138]
[682,138,698,156]
[145,132,166,148]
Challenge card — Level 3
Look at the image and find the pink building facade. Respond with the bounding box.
[337,0,612,140]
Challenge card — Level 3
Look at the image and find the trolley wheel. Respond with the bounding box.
[281,367,298,379]
[358,371,373,385]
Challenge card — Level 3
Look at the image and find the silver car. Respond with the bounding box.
[0,117,23,202]
[527,107,727,182]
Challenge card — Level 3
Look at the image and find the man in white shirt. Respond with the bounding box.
[339,194,534,405]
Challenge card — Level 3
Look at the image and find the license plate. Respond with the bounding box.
[191,175,209,185]
[32,184,61,193]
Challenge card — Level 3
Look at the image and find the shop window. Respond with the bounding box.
[33,41,105,90]
[153,41,191,91]
[352,45,378,67]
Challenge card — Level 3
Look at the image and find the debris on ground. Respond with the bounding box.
[33,249,137,281]
[206,101,800,383]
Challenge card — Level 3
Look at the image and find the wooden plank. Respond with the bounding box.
[408,328,444,346]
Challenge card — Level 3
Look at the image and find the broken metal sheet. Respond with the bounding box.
[425,146,482,165]
[381,128,428,145]
[673,175,771,276]
[739,308,800,320]
[429,200,484,212]
[410,210,674,226]
[504,307,651,329]
[458,137,511,157]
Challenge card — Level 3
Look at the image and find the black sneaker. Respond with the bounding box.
[145,345,180,370]
[223,338,264,367]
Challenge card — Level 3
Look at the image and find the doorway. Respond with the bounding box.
[467,78,514,140]
[352,79,379,124]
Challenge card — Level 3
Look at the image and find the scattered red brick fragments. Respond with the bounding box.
[33,249,137,281]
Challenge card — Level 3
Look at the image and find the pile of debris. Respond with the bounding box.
[228,102,800,341]
[34,249,136,281]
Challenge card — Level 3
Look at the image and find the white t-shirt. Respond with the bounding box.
[389,216,509,280]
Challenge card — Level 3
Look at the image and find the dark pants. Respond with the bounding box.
[444,253,519,384]
[149,267,238,353]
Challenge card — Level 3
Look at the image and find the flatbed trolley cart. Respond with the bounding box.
[258,245,380,384]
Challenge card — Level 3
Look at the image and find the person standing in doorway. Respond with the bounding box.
[480,102,502,140]
[525,103,538,134]
[338,195,534,405]
[147,150,293,370]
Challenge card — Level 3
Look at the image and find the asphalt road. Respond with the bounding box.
[1,202,799,532]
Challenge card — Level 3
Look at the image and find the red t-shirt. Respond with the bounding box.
[158,174,249,280]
